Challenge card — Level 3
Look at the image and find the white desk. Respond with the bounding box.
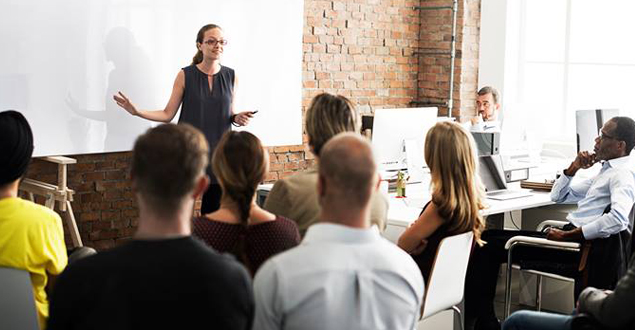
[386,185,553,227]
[383,184,555,243]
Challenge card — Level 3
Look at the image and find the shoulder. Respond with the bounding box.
[608,165,635,185]
[181,64,196,74]
[279,171,318,191]
[270,216,301,237]
[9,198,62,228]
[221,65,235,75]
[266,173,317,207]
[189,238,249,276]
[376,237,425,287]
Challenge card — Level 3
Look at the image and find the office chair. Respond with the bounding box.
[504,204,635,319]
[417,231,474,330]
[503,220,580,319]
[0,267,40,330]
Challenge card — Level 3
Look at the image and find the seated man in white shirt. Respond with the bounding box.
[465,116,635,330]
[252,133,424,330]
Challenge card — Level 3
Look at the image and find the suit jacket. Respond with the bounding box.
[578,252,635,329]
[263,168,388,237]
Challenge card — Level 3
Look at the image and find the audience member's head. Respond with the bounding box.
[595,116,635,160]
[425,121,485,243]
[305,93,359,157]
[131,123,209,216]
[212,131,268,224]
[318,133,377,227]
[0,110,34,191]
[476,86,501,121]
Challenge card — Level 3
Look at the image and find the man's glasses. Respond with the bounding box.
[598,129,618,141]
[202,39,228,46]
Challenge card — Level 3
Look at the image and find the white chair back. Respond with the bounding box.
[421,231,474,320]
[0,267,39,330]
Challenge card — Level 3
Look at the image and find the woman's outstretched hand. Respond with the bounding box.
[113,91,138,116]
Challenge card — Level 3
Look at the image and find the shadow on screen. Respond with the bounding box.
[66,27,154,153]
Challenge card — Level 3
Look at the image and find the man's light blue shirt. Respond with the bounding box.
[252,223,424,330]
[550,155,635,240]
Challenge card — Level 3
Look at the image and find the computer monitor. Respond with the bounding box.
[371,107,438,171]
[576,109,619,153]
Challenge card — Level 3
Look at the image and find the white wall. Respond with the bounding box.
[0,0,304,156]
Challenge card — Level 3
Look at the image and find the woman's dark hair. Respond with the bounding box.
[212,131,267,273]
[191,24,222,65]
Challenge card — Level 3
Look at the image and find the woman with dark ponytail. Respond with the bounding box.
[192,131,300,275]
[114,24,255,214]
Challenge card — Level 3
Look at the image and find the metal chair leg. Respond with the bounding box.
[452,306,464,330]
[504,244,515,319]
[536,274,543,311]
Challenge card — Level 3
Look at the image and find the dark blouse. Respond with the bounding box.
[179,64,234,183]
[192,216,301,275]
[411,202,462,283]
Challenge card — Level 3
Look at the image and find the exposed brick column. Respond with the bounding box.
[416,0,480,118]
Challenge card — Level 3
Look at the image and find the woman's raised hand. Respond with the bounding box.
[113,91,138,116]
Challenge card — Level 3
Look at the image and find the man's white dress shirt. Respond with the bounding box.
[550,155,635,240]
[252,223,424,330]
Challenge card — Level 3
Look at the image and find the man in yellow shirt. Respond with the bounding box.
[0,110,68,329]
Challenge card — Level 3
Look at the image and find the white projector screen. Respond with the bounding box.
[0,0,304,157]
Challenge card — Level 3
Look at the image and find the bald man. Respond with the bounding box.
[253,133,423,330]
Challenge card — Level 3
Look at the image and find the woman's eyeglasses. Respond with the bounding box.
[202,39,228,46]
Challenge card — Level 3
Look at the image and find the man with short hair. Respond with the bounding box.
[253,133,423,330]
[48,124,254,330]
[466,116,635,330]
[469,86,502,131]
[476,86,501,122]
[0,110,68,329]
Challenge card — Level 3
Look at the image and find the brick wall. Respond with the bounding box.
[25,0,481,250]
[417,0,480,118]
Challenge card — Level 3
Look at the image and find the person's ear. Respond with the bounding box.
[317,174,326,201]
[618,140,627,155]
[193,175,210,199]
[495,103,501,111]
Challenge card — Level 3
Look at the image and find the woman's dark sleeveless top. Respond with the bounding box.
[179,64,234,183]
[412,202,454,283]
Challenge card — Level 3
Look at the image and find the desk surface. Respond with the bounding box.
[387,188,554,227]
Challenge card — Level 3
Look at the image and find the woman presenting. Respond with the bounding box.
[114,23,254,214]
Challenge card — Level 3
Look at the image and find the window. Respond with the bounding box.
[502,0,635,148]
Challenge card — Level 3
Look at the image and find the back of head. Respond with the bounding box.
[131,123,209,215]
[424,121,485,243]
[305,93,359,156]
[212,131,267,225]
[0,110,34,187]
[319,132,376,211]
[611,116,635,155]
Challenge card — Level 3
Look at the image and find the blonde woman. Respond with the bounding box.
[397,121,485,282]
